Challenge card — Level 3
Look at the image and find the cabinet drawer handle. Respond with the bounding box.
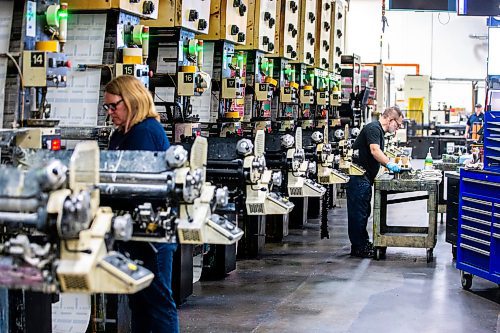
[461,215,492,227]
[463,178,500,187]
[460,243,490,256]
[461,234,490,246]
[461,225,491,236]
[463,196,492,206]
[462,206,492,216]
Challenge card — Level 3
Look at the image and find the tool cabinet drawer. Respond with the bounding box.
[484,111,500,172]
[460,169,500,197]
[492,236,500,275]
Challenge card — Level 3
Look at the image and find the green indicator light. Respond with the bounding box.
[260,62,269,71]
[196,45,203,52]
[142,32,149,39]
[188,44,196,55]
[47,11,57,23]
[58,11,68,18]
[284,68,292,76]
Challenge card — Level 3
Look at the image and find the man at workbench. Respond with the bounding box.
[347,106,403,258]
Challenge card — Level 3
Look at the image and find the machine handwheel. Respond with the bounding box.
[461,271,473,290]
[426,248,434,263]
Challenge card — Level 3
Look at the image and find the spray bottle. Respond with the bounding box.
[424,147,434,170]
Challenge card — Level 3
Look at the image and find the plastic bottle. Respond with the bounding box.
[424,147,434,170]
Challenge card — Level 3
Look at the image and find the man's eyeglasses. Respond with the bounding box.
[391,118,404,129]
[103,99,123,111]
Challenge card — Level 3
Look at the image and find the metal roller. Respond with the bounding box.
[97,183,174,198]
[100,172,174,184]
[0,198,41,212]
[59,126,112,141]
[0,212,43,227]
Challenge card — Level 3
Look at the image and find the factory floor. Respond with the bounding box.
[178,196,500,332]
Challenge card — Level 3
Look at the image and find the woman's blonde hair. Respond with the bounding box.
[104,75,160,132]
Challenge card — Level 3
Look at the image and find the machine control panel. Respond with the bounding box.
[202,0,249,45]
[332,0,345,71]
[267,191,294,209]
[100,252,153,281]
[300,88,314,104]
[146,0,210,33]
[296,0,317,65]
[315,0,332,70]
[330,90,341,106]
[16,128,62,150]
[65,0,159,19]
[254,0,278,52]
[222,78,241,99]
[23,51,70,87]
[209,214,243,237]
[280,0,299,60]
[280,86,293,103]
[316,91,328,105]
[177,72,196,96]
[256,83,271,101]
[115,64,150,87]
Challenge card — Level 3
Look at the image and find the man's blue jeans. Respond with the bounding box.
[127,242,179,333]
[347,175,373,249]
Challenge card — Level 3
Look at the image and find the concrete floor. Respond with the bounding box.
[179,198,500,333]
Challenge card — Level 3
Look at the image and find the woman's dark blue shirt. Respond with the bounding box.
[108,117,170,151]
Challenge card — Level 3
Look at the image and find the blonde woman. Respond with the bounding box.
[104,75,178,332]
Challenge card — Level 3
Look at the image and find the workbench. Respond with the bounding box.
[373,173,440,262]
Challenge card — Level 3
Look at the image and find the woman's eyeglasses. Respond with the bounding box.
[103,99,123,111]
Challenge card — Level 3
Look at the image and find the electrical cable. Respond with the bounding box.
[1,53,25,127]
[437,12,451,25]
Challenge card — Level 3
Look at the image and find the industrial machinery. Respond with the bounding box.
[204,130,293,257]
[267,0,300,132]
[339,54,363,128]
[337,124,366,175]
[0,142,154,294]
[17,136,243,309]
[19,1,70,123]
[19,137,241,245]
[301,125,350,237]
[206,41,246,137]
[264,127,326,231]
[148,26,210,142]
[235,0,279,135]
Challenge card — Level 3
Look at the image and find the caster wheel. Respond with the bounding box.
[379,247,387,260]
[461,271,473,290]
[451,246,457,260]
[374,247,386,260]
[426,248,434,263]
